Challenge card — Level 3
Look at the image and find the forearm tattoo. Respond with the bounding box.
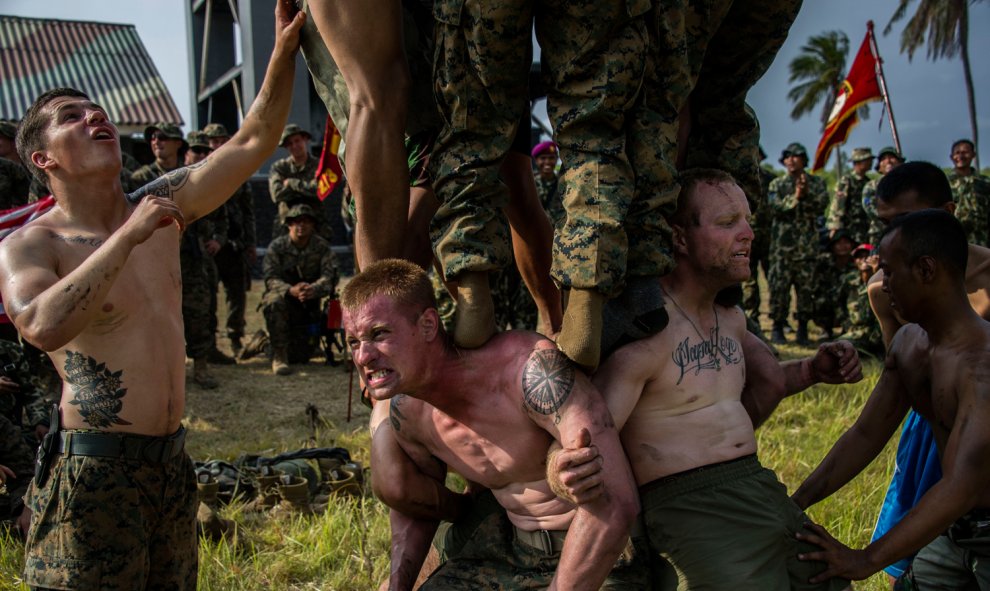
[522,349,575,424]
[127,159,207,203]
[389,394,407,432]
[64,351,131,428]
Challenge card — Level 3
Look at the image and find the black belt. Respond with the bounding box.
[56,427,186,463]
[513,526,567,555]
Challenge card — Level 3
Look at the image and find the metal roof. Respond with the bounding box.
[0,15,182,126]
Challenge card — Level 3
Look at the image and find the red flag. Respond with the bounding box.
[315,116,343,201]
[812,23,885,171]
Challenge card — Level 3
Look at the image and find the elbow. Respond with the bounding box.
[16,315,66,353]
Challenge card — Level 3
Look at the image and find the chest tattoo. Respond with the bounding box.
[63,351,132,428]
[671,327,742,385]
[522,349,575,424]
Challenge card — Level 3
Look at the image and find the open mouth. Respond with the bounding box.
[92,129,114,141]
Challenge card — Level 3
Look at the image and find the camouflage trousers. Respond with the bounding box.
[181,250,216,359]
[742,230,771,324]
[425,490,653,590]
[214,244,250,342]
[0,414,35,522]
[767,255,816,325]
[431,0,675,297]
[24,447,197,590]
[261,292,323,362]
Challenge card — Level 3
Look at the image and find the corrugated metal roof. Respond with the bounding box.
[0,15,182,126]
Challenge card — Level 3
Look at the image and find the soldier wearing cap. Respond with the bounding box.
[827,147,874,243]
[947,139,990,247]
[742,147,779,328]
[202,122,257,357]
[811,229,857,340]
[0,121,31,209]
[261,203,338,376]
[268,124,331,241]
[131,122,188,188]
[838,243,883,356]
[767,142,829,345]
[531,141,563,228]
[861,146,905,247]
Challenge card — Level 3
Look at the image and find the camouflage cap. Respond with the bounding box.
[144,122,185,143]
[0,121,16,140]
[850,147,874,162]
[284,203,318,223]
[202,123,230,139]
[279,124,312,147]
[779,142,808,164]
[186,131,211,150]
[875,146,905,171]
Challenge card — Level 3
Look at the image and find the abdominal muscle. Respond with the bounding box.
[494,478,577,531]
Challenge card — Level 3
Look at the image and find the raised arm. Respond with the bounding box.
[130,0,304,222]
[867,270,900,348]
[523,344,638,591]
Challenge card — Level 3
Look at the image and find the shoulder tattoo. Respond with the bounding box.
[522,348,575,423]
[389,394,407,432]
[63,351,132,428]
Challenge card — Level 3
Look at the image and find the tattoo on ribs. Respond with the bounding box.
[522,349,575,422]
[63,351,132,428]
[389,394,407,432]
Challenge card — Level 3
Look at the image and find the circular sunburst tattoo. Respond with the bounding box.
[522,349,575,420]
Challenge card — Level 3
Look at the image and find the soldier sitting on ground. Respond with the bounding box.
[261,204,338,376]
[811,230,857,341]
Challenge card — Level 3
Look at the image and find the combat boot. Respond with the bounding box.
[770,323,786,345]
[328,463,363,498]
[196,476,235,541]
[795,321,810,346]
[230,335,243,359]
[245,470,282,512]
[272,346,292,376]
[273,475,314,515]
[239,329,270,361]
[208,347,236,365]
[193,357,219,389]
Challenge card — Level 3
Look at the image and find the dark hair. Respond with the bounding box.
[876,161,952,208]
[671,168,739,227]
[884,209,967,280]
[951,139,975,153]
[16,87,90,187]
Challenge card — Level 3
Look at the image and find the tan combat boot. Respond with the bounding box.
[193,357,219,389]
[272,347,292,376]
[273,476,314,516]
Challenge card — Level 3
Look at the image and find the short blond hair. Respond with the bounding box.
[340,259,437,322]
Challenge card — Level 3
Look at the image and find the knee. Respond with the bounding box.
[348,61,410,122]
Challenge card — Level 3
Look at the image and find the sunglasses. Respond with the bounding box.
[191,146,212,155]
[151,132,176,142]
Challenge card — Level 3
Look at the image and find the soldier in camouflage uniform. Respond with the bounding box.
[862,146,905,247]
[0,121,31,209]
[261,204,338,376]
[947,139,990,247]
[0,338,50,535]
[531,141,563,228]
[743,149,778,327]
[203,123,257,357]
[827,147,874,243]
[268,124,332,242]
[838,243,883,357]
[811,230,856,340]
[767,143,829,345]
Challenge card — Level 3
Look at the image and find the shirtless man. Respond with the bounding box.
[585,169,852,589]
[863,161,990,582]
[0,3,303,588]
[341,258,638,590]
[792,209,990,587]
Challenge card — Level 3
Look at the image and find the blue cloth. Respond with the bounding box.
[872,410,943,577]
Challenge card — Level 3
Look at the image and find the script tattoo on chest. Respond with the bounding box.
[389,394,407,432]
[522,349,575,423]
[63,351,132,428]
[671,326,742,385]
[50,232,104,249]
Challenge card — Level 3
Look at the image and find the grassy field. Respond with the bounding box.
[0,280,898,590]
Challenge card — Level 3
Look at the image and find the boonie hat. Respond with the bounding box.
[202,123,230,139]
[850,147,874,163]
[285,203,318,223]
[280,124,312,147]
[779,142,808,164]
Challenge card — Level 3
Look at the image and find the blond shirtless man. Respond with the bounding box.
[341,259,638,590]
[587,169,853,590]
[0,3,304,588]
[792,209,990,587]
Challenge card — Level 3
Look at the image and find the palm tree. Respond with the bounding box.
[885,0,984,167]
[787,31,850,132]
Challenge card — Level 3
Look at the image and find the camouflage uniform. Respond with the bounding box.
[948,169,990,247]
[534,174,563,229]
[430,0,666,298]
[261,234,338,362]
[24,442,197,590]
[214,183,255,346]
[861,177,886,248]
[0,158,30,209]
[267,153,332,241]
[767,173,828,326]
[838,280,883,357]
[0,339,49,523]
[827,171,873,243]
[811,255,855,336]
[743,166,778,325]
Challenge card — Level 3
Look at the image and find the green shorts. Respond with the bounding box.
[640,454,848,591]
[896,511,990,590]
[428,489,654,590]
[24,436,198,590]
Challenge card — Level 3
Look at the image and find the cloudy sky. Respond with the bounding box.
[4,0,988,168]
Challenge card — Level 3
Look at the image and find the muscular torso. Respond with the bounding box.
[620,303,752,484]
[388,332,576,531]
[27,218,185,436]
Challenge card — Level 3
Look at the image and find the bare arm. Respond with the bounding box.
[131,0,304,223]
[523,345,638,591]
[0,198,184,351]
[867,270,900,348]
[791,338,910,510]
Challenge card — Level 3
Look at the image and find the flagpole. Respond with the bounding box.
[867,21,902,155]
